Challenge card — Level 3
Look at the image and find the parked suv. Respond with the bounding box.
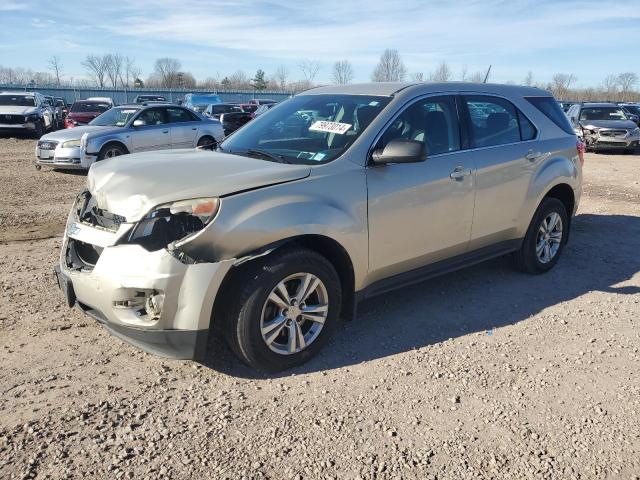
[566,102,640,153]
[0,91,54,137]
[55,83,582,371]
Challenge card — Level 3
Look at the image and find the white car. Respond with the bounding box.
[0,91,54,137]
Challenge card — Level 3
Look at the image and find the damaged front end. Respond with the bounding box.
[56,190,236,359]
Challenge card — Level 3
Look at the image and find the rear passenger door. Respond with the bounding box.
[461,95,538,249]
[167,107,200,148]
[130,107,171,152]
[367,95,476,281]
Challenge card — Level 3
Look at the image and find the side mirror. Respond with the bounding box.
[628,114,639,124]
[371,138,427,165]
[132,119,146,127]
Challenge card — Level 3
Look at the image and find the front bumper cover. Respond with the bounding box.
[55,209,236,359]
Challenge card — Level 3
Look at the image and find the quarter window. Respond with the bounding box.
[377,96,461,156]
[518,111,537,141]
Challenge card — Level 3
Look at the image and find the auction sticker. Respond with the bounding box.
[309,121,352,135]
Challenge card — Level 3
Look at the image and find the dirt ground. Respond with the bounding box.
[1,137,639,480]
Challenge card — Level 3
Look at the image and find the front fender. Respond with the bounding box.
[177,166,368,288]
[86,134,132,156]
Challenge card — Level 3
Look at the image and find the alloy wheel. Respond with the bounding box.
[536,212,563,263]
[260,272,329,355]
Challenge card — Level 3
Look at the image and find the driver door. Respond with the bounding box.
[366,95,476,282]
[130,107,172,152]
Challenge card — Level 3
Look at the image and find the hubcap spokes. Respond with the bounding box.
[536,212,562,263]
[260,273,329,355]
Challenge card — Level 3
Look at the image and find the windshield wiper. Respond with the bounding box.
[237,149,292,164]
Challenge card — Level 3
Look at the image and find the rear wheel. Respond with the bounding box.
[512,197,568,274]
[223,248,342,372]
[97,143,126,161]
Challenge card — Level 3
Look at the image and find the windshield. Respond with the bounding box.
[90,107,140,127]
[580,107,628,121]
[71,102,111,113]
[220,94,391,165]
[0,95,35,107]
[624,105,640,116]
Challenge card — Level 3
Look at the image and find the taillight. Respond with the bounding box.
[576,140,585,167]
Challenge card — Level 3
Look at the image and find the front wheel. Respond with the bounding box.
[512,197,568,274]
[223,248,342,372]
[97,143,126,161]
[196,136,216,150]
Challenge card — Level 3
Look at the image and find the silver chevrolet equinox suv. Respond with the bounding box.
[55,83,582,372]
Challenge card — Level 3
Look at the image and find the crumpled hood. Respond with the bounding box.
[581,119,637,130]
[87,149,312,221]
[40,125,119,142]
[0,106,37,116]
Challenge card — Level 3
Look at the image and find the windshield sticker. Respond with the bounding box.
[312,152,326,161]
[369,101,380,106]
[122,109,137,114]
[309,121,352,135]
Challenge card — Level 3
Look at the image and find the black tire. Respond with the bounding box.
[33,120,44,139]
[512,197,568,274]
[97,143,126,161]
[196,135,216,150]
[222,248,342,372]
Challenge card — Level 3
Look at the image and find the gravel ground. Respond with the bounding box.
[1,137,639,479]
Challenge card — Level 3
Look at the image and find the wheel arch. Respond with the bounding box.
[211,234,357,333]
[96,139,130,156]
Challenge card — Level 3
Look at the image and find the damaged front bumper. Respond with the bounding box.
[581,129,640,150]
[55,203,236,359]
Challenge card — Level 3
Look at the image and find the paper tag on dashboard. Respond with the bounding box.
[309,121,352,135]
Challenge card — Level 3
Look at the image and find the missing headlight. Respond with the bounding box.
[125,198,220,252]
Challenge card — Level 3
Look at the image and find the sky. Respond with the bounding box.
[1,0,639,87]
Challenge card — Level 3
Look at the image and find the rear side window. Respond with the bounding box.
[526,97,574,134]
[464,96,521,147]
[167,107,198,123]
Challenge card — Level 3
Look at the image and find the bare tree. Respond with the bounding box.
[332,60,354,84]
[121,57,140,88]
[430,61,451,82]
[154,57,182,88]
[459,65,468,82]
[550,73,576,99]
[47,56,63,86]
[371,49,407,82]
[617,72,638,101]
[299,59,321,84]
[524,71,534,86]
[468,71,485,83]
[273,65,289,91]
[104,53,124,88]
[82,54,109,87]
[411,72,425,82]
[228,70,250,89]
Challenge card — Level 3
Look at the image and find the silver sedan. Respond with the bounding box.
[35,103,224,170]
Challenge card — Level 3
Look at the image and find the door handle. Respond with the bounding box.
[162,129,169,133]
[526,150,543,161]
[450,166,471,180]
[192,127,197,130]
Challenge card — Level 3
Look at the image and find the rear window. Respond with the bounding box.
[526,97,574,135]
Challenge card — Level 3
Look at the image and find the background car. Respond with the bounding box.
[65,100,112,128]
[620,103,640,126]
[183,93,222,113]
[35,103,224,169]
[203,103,253,135]
[44,95,63,130]
[0,91,53,137]
[566,102,640,153]
[251,103,276,118]
[133,94,167,103]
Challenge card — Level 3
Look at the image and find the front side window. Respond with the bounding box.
[464,96,521,148]
[376,96,461,156]
[221,94,391,164]
[137,108,167,125]
[90,107,140,127]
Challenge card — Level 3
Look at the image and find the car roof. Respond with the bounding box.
[0,91,34,96]
[301,82,549,98]
[118,102,174,107]
[581,103,619,107]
